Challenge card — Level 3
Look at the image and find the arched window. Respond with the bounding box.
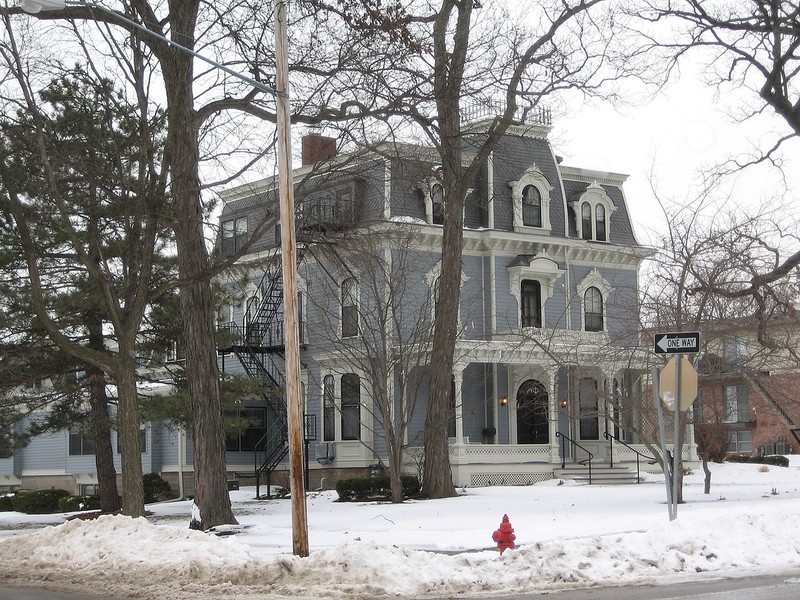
[572,182,615,241]
[341,373,361,440]
[323,375,335,441]
[341,277,358,337]
[581,202,592,240]
[431,183,444,225]
[522,185,542,227]
[521,279,542,328]
[595,204,606,241]
[584,286,603,332]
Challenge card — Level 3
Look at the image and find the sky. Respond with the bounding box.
[551,69,800,247]
[1,460,800,599]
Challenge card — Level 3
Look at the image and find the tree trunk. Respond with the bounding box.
[702,457,711,494]
[87,367,121,512]
[421,109,464,499]
[85,312,120,513]
[115,352,145,517]
[161,1,236,529]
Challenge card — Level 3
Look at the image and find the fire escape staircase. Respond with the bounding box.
[220,247,306,494]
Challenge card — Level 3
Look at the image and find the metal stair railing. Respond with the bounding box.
[603,431,658,483]
[245,245,307,348]
[555,431,594,484]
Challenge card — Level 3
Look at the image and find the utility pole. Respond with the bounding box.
[275,0,309,557]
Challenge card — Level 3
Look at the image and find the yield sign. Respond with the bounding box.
[659,356,698,412]
[654,331,701,354]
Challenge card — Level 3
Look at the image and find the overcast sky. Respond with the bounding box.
[551,63,800,247]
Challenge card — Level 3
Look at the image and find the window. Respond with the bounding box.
[724,385,750,423]
[723,337,748,365]
[167,340,185,362]
[341,277,359,337]
[577,269,612,334]
[341,374,361,440]
[509,165,552,231]
[80,484,99,496]
[225,407,267,452]
[69,431,95,456]
[222,216,247,238]
[431,183,444,225]
[221,216,248,254]
[521,279,542,328]
[522,185,542,227]
[116,428,148,454]
[323,375,335,442]
[584,286,603,332]
[571,182,614,241]
[728,430,752,453]
[507,255,564,330]
[595,204,606,241]
[581,202,592,240]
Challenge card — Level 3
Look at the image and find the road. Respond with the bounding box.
[485,573,800,600]
[1,574,798,600]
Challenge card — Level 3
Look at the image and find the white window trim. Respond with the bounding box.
[507,255,565,329]
[509,165,553,232]
[576,269,613,332]
[572,181,616,241]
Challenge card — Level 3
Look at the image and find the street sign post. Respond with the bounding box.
[659,356,698,412]
[652,331,701,523]
[654,331,701,354]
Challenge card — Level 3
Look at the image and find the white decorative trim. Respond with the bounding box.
[507,254,565,329]
[576,269,613,332]
[570,181,616,241]
[508,164,553,232]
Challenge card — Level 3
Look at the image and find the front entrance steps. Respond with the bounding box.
[554,463,644,485]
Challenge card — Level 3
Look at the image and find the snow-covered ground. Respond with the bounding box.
[2,460,800,599]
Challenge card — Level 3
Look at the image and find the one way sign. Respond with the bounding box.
[654,331,701,354]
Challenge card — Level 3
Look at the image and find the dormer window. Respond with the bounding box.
[509,165,552,232]
[572,182,615,241]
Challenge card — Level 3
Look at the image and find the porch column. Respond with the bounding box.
[454,363,465,445]
[548,371,560,463]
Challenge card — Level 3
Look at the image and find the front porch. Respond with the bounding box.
[445,439,688,487]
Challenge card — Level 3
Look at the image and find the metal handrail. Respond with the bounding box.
[555,431,593,484]
[603,431,657,483]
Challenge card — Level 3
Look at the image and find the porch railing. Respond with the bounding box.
[555,431,593,484]
[603,431,658,484]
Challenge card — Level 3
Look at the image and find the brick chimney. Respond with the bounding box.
[301,134,337,166]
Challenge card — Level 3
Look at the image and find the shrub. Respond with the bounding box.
[58,495,102,513]
[725,454,789,468]
[0,494,14,512]
[11,489,70,514]
[143,472,176,503]
[336,475,420,502]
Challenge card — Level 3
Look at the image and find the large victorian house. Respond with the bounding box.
[215,112,660,490]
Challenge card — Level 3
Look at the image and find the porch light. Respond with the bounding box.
[560,399,568,408]
[499,395,508,406]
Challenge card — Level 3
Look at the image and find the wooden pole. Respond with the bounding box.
[275,0,309,557]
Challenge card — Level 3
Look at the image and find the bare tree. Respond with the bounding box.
[629,0,800,304]
[305,225,434,502]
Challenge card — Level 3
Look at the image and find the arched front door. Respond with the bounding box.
[516,379,549,444]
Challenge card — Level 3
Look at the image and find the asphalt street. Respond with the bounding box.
[0,573,798,600]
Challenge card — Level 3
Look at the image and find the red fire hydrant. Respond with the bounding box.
[492,514,516,554]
